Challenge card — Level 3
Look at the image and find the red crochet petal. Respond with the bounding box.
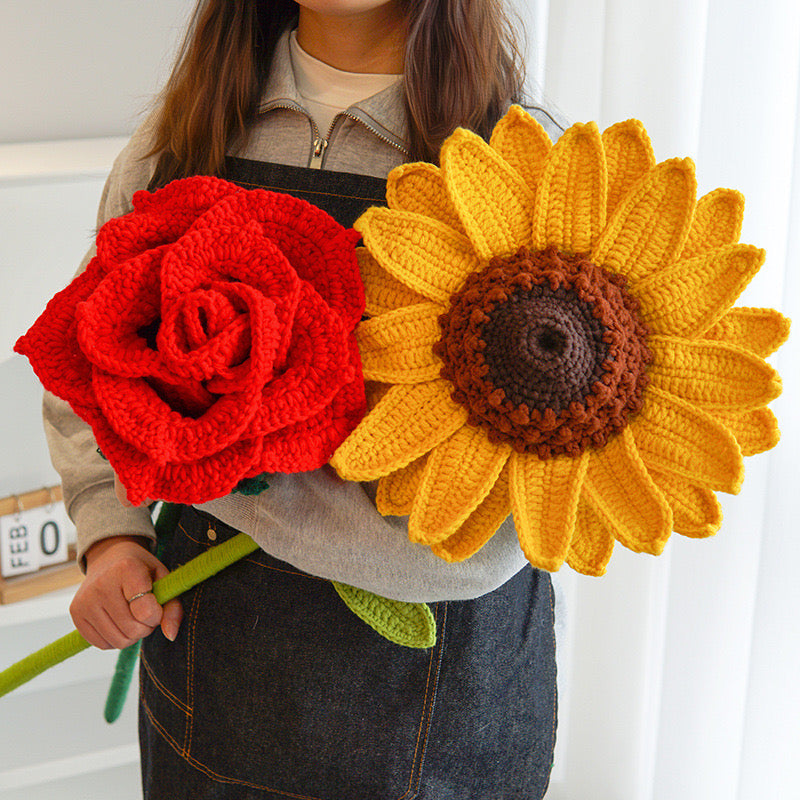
[143,437,262,504]
[250,282,355,435]
[158,220,301,371]
[14,257,105,408]
[92,369,262,464]
[214,191,365,328]
[145,375,217,419]
[95,176,242,272]
[87,402,262,505]
[256,377,367,473]
[75,247,171,380]
[158,280,280,393]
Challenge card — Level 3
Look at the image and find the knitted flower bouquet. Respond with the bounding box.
[16,176,366,505]
[331,106,790,576]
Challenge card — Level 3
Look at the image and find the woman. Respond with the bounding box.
[51,1,564,796]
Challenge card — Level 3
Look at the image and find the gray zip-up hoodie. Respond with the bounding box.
[43,30,566,602]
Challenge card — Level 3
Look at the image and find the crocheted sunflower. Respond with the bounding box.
[331,106,789,576]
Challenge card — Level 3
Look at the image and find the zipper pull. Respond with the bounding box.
[311,137,328,169]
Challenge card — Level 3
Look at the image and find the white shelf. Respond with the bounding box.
[0,137,126,184]
[0,586,75,628]
[0,745,139,791]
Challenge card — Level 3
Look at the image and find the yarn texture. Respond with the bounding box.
[331,107,790,576]
[16,176,366,505]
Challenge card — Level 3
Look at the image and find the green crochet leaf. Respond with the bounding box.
[332,582,436,648]
[233,473,271,495]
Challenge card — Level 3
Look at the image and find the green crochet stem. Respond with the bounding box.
[103,640,141,722]
[0,531,259,701]
[104,500,181,723]
[0,504,437,712]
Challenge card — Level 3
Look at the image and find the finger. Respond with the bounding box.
[160,598,183,642]
[120,558,162,627]
[149,560,182,641]
[77,616,116,651]
[107,595,158,642]
[128,591,163,628]
[93,607,147,650]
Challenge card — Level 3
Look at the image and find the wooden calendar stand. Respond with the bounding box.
[0,486,82,604]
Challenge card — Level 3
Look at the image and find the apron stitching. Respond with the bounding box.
[144,695,328,799]
[231,178,384,204]
[243,557,328,582]
[140,651,192,716]
[141,693,187,757]
[174,748,329,799]
[184,586,203,757]
[399,600,446,800]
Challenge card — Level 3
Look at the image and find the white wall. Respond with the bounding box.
[0,1,193,144]
[0,1,196,492]
[0,4,193,799]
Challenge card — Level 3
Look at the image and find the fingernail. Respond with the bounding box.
[164,621,179,641]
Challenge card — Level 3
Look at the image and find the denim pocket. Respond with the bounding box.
[140,509,442,800]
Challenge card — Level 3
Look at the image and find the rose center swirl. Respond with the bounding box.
[434,246,653,458]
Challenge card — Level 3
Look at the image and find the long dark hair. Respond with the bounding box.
[148,0,527,186]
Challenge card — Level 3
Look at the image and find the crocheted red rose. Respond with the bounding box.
[16,176,366,505]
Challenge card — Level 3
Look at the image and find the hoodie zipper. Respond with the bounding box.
[261,100,407,169]
[310,135,329,169]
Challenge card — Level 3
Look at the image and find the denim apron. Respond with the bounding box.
[138,159,558,800]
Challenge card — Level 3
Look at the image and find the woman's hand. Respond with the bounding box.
[70,536,183,650]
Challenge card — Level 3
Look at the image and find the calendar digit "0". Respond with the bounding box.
[40,520,60,557]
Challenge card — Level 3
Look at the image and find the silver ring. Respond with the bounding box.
[127,590,153,603]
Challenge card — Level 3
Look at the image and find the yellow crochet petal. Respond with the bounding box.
[385,162,466,234]
[648,335,782,412]
[409,426,512,544]
[357,303,443,384]
[583,428,673,555]
[358,248,428,316]
[700,307,791,357]
[330,380,468,480]
[440,127,534,261]
[532,122,607,254]
[591,158,696,283]
[601,119,655,218]
[566,496,615,577]
[489,104,553,194]
[430,464,512,563]
[708,407,781,456]
[680,188,744,259]
[355,207,480,304]
[376,454,428,516]
[636,244,765,339]
[648,467,722,539]
[632,384,744,494]
[509,450,588,572]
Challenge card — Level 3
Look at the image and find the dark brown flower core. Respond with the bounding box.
[433,246,652,458]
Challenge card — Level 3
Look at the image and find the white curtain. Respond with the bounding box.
[514,1,800,797]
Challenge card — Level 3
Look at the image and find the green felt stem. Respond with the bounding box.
[0,532,259,700]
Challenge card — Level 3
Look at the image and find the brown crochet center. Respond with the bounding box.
[433,246,652,458]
